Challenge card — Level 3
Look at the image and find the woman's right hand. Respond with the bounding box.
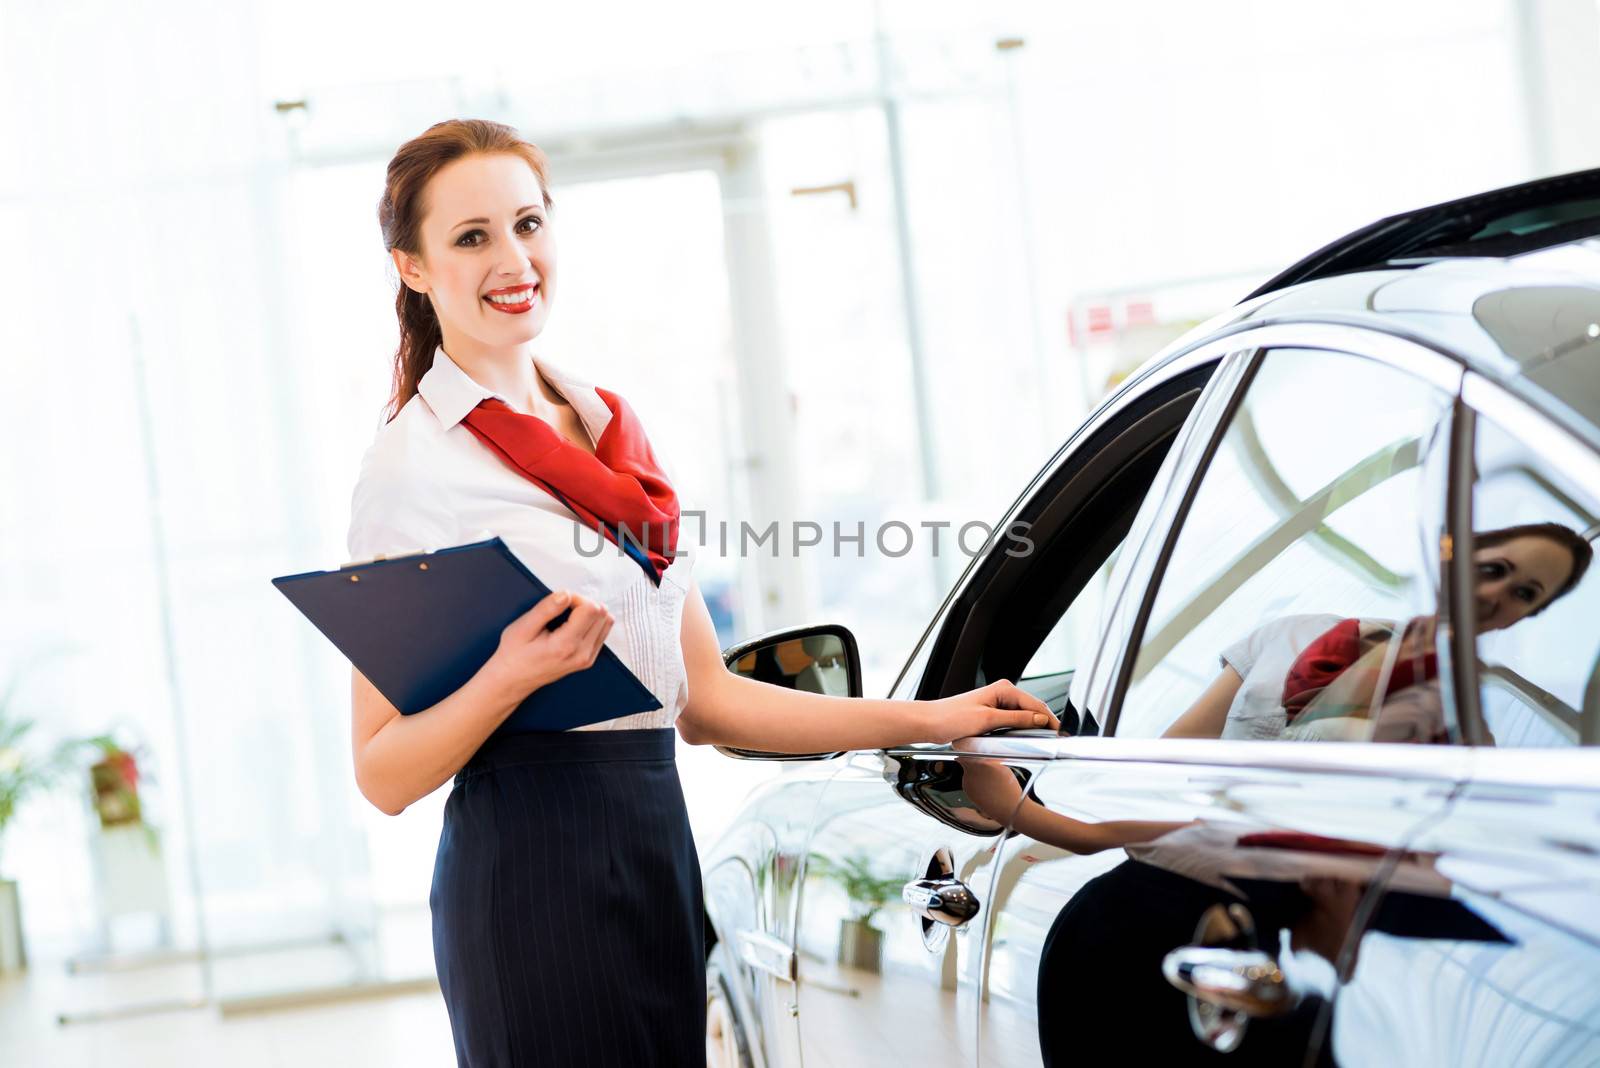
[488,590,615,700]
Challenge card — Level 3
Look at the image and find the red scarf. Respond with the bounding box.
[461,387,680,585]
[1280,617,1438,722]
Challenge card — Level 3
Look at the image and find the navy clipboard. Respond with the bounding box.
[271,536,661,733]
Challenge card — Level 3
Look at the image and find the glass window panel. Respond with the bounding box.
[1117,348,1452,742]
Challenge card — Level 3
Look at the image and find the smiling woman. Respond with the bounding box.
[347,117,1057,1068]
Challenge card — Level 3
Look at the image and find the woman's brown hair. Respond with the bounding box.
[376,119,554,422]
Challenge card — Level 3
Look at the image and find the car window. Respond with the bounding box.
[1114,347,1455,741]
[1468,415,1600,746]
[1020,542,1122,682]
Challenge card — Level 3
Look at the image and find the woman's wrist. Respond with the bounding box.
[893,698,937,746]
[474,655,535,719]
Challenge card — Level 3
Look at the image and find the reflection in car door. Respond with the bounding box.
[974,742,1475,1066]
[1323,380,1600,1065]
[795,747,1016,1067]
[974,338,1484,1064]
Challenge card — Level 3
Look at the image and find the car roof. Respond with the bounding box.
[1243,166,1600,301]
[1127,172,1600,455]
[1229,240,1600,452]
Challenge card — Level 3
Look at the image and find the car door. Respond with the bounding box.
[1323,374,1600,1066]
[788,351,1223,1067]
[792,746,1020,1067]
[703,758,836,1068]
[963,329,1480,1065]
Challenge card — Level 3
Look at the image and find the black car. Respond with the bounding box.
[702,168,1600,1067]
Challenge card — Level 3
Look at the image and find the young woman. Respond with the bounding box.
[346,118,1059,1068]
[1161,522,1592,743]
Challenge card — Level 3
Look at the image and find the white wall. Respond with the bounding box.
[0,0,1591,979]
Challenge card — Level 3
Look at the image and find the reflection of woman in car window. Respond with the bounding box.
[1162,523,1592,742]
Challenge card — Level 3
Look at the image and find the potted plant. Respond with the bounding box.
[809,853,902,974]
[0,678,71,974]
[75,734,158,852]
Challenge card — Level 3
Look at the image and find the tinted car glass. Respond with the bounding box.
[1468,415,1600,745]
[1116,348,1454,741]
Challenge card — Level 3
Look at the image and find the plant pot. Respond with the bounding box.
[90,757,142,829]
[0,877,25,973]
[837,917,883,974]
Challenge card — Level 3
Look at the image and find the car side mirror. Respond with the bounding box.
[716,623,862,761]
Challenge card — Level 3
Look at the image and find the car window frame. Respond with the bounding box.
[1458,372,1600,746]
[917,323,1484,791]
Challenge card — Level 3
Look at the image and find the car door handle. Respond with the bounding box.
[1161,903,1302,1053]
[902,875,980,927]
[1161,946,1297,1017]
[735,928,796,983]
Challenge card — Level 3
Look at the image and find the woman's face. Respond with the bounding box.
[394,152,555,348]
[1473,535,1576,632]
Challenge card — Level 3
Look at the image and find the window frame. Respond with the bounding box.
[1097,323,1467,738]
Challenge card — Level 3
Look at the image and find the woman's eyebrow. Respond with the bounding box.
[452,205,541,229]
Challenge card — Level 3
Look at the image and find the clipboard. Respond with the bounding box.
[271,536,662,733]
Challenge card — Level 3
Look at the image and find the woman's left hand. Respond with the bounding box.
[956,755,1027,819]
[917,679,1060,744]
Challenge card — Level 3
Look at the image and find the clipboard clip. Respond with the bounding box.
[340,548,430,569]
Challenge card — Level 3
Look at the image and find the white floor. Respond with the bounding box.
[1,949,458,1067]
[1,743,780,1065]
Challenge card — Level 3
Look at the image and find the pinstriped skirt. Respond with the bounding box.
[430,728,704,1067]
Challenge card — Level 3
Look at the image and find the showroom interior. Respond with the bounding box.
[2,0,1598,1063]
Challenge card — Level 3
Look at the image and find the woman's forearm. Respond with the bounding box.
[1012,797,1183,855]
[1162,666,1243,739]
[677,672,932,752]
[356,664,526,815]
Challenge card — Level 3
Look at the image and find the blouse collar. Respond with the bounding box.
[418,345,614,446]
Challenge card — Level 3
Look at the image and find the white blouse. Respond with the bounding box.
[345,345,697,730]
[1215,613,1343,740]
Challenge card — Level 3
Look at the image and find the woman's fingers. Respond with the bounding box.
[580,608,613,662]
[992,678,1051,715]
[558,597,611,664]
[989,679,1061,731]
[506,589,573,640]
[538,595,599,647]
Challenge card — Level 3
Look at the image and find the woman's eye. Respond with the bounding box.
[455,217,540,248]
[1516,586,1537,604]
[1478,561,1507,579]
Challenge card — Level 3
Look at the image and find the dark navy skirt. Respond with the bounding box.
[430,727,705,1067]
